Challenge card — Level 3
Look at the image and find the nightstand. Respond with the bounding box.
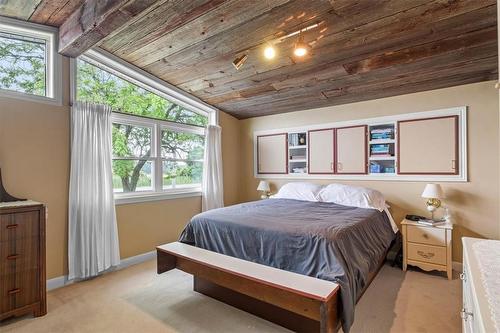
[401,219,453,280]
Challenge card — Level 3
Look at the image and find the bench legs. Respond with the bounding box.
[157,249,176,274]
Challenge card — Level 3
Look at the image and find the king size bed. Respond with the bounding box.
[158,183,398,332]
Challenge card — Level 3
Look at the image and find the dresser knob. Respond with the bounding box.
[460,308,473,321]
[422,233,429,239]
[6,254,20,260]
[459,272,466,281]
[8,288,21,295]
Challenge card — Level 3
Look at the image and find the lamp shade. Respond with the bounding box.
[257,180,270,192]
[421,183,444,199]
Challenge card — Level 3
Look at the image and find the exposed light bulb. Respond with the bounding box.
[293,46,307,57]
[293,35,308,57]
[263,45,276,59]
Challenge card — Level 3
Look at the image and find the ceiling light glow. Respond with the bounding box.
[264,45,276,59]
[294,36,308,57]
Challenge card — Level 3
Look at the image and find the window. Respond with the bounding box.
[75,52,211,201]
[0,17,61,103]
[76,58,207,127]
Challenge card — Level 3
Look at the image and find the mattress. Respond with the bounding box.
[179,198,395,332]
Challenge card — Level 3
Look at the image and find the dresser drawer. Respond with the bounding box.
[407,225,446,246]
[0,269,40,314]
[0,237,40,274]
[407,243,447,265]
[0,211,40,242]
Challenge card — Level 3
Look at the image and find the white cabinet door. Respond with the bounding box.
[398,116,458,174]
[335,125,368,174]
[308,129,334,174]
[257,133,287,174]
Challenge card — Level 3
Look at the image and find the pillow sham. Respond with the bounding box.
[270,182,322,202]
[317,183,386,212]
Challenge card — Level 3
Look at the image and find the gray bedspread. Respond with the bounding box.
[179,198,395,332]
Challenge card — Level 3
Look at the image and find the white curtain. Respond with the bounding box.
[202,124,224,211]
[68,101,120,280]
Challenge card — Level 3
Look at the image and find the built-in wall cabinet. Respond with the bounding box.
[254,107,467,182]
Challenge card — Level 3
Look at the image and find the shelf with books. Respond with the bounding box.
[369,139,395,144]
[288,132,308,175]
[369,156,396,161]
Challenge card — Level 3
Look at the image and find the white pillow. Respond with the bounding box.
[270,182,322,202]
[317,183,386,212]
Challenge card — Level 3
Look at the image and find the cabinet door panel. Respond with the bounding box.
[335,126,367,174]
[257,134,287,174]
[398,116,458,174]
[308,129,334,174]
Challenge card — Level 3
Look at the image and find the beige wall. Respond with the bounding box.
[239,81,500,261]
[0,58,240,279]
[219,111,241,206]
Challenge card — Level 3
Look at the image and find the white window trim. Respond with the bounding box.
[0,16,62,105]
[71,48,216,204]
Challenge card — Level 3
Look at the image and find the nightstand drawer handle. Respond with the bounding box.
[8,288,21,295]
[459,272,466,281]
[422,233,429,239]
[6,254,20,260]
[417,250,435,259]
[6,224,18,229]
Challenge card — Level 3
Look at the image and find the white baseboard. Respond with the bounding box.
[452,261,463,272]
[47,250,156,291]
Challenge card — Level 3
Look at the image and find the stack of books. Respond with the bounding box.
[417,218,446,226]
[370,144,391,156]
[370,128,394,140]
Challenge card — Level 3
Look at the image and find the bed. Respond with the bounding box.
[178,196,396,332]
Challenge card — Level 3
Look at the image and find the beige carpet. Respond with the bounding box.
[1,260,462,333]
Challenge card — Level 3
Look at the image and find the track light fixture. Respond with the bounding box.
[231,18,326,70]
[232,54,248,70]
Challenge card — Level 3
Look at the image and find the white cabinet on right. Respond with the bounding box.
[462,237,500,333]
[397,116,458,175]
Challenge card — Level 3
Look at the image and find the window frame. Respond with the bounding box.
[0,16,62,105]
[71,47,217,204]
[111,112,206,201]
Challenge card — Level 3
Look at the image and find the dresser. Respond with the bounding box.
[0,201,46,320]
[401,219,453,279]
[462,237,499,333]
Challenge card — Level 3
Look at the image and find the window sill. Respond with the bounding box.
[114,190,202,205]
[0,89,62,106]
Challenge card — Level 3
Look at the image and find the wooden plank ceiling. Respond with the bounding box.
[1,0,497,119]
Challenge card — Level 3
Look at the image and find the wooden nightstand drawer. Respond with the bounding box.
[407,224,446,246]
[407,243,446,265]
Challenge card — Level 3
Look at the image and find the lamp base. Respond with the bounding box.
[260,193,269,200]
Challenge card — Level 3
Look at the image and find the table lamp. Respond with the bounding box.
[257,180,270,199]
[421,183,444,220]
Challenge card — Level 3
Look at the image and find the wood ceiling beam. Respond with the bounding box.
[58,0,160,57]
[29,0,85,26]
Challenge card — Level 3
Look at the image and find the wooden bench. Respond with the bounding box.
[157,242,340,332]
